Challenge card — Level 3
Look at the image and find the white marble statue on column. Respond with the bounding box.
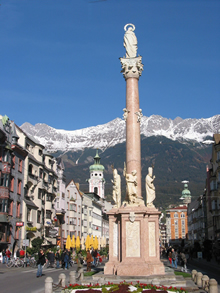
[111,168,121,208]
[123,23,137,58]
[146,167,156,207]
[123,163,138,204]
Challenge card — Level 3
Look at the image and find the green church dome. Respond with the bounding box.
[89,150,105,172]
[181,183,191,198]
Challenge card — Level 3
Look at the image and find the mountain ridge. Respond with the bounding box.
[20,114,220,152]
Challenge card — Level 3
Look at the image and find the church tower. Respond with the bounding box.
[88,150,105,198]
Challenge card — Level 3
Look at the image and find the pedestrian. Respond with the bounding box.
[6,248,11,264]
[171,248,177,269]
[64,250,69,270]
[16,249,20,259]
[168,250,172,264]
[36,249,46,278]
[77,250,83,272]
[93,249,98,266]
[86,250,93,272]
[61,250,65,269]
[55,249,61,269]
[50,250,55,267]
[20,248,25,258]
[2,249,6,264]
[180,251,187,272]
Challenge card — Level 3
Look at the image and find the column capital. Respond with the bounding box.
[120,56,143,80]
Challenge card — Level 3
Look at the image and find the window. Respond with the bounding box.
[181,213,185,218]
[78,205,80,213]
[0,173,10,187]
[57,201,59,208]
[38,189,42,199]
[10,177,14,192]
[39,169,43,179]
[16,202,20,218]
[9,200,13,216]
[3,150,10,163]
[39,149,42,156]
[17,179,22,195]
[69,217,74,225]
[210,180,217,191]
[45,226,50,237]
[46,194,51,201]
[18,159,22,173]
[174,212,178,218]
[94,187,98,194]
[37,210,41,223]
[0,199,8,213]
[174,220,178,226]
[42,209,45,224]
[46,210,51,219]
[48,175,53,184]
[70,204,76,211]
[62,192,65,199]
[27,208,31,222]
[12,155,15,169]
[182,220,185,226]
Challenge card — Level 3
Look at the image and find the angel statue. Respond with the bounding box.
[146,166,156,207]
[123,162,137,204]
[111,168,121,208]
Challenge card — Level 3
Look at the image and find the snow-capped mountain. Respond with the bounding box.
[20,115,220,152]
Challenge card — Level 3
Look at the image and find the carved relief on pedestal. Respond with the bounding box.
[120,56,144,80]
[113,222,118,258]
[126,221,140,257]
[148,221,156,257]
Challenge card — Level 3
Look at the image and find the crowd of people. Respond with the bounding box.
[1,245,104,278]
[166,247,188,272]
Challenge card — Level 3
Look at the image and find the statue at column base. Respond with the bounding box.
[122,197,145,207]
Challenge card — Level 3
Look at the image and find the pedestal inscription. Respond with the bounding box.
[126,221,140,257]
[113,222,118,258]
[148,222,156,257]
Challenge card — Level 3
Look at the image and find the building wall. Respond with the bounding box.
[166,205,188,245]
[205,134,220,241]
[16,126,58,247]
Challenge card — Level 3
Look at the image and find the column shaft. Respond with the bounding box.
[126,77,142,198]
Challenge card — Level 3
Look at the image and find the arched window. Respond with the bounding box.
[94,187,98,194]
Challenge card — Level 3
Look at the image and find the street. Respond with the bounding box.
[0,258,220,293]
[0,262,81,293]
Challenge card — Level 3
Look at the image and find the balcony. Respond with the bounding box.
[2,162,11,174]
[0,187,9,198]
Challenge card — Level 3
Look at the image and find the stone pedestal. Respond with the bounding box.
[104,205,165,276]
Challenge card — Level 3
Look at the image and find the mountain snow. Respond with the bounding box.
[20,115,220,152]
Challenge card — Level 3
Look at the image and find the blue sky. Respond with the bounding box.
[0,0,219,130]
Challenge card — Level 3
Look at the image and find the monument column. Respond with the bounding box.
[120,24,143,200]
[104,24,165,277]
